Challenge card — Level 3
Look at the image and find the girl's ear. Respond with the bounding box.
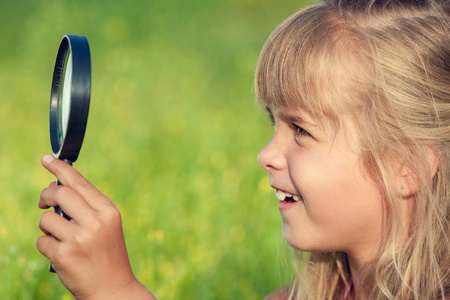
[398,146,439,198]
[427,145,440,179]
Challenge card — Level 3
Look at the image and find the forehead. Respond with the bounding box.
[255,4,370,129]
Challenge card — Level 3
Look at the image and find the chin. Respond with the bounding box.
[282,226,330,253]
[283,227,309,251]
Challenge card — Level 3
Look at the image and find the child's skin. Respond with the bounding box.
[257,106,410,299]
[37,155,156,299]
[258,103,439,300]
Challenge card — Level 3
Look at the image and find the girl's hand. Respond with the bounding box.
[36,155,156,300]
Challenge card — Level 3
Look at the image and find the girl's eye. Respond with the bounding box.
[267,112,275,125]
[294,125,310,138]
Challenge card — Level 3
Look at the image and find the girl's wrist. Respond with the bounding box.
[82,277,157,300]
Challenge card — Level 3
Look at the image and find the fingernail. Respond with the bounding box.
[42,155,55,164]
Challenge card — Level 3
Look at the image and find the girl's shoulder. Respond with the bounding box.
[264,287,290,300]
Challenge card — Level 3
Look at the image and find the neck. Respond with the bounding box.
[346,253,371,300]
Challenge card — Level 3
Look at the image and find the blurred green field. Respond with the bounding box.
[0,0,312,299]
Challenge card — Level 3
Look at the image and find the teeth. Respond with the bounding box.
[276,190,286,201]
[276,190,300,202]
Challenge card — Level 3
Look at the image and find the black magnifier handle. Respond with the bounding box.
[49,159,72,273]
[54,159,73,221]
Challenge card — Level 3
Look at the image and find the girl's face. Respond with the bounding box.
[258,105,384,261]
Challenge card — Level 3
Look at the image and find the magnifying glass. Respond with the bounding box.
[49,34,91,272]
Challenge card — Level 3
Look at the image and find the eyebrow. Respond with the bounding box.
[265,106,318,128]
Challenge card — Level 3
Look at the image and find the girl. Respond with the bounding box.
[37,0,450,299]
[256,0,450,299]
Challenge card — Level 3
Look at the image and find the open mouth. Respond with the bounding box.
[276,190,302,203]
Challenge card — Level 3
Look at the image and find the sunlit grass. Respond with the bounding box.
[0,0,310,298]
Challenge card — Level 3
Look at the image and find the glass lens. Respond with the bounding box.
[58,49,73,143]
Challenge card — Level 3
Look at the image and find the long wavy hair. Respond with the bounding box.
[255,0,450,299]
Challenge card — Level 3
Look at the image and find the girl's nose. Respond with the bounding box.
[257,138,286,172]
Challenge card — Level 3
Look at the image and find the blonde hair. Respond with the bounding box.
[255,0,450,299]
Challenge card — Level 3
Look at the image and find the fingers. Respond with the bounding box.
[48,181,57,187]
[41,155,112,210]
[36,235,59,259]
[39,185,94,223]
[36,234,68,273]
[39,210,74,241]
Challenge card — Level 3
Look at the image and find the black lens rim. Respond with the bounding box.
[50,34,91,162]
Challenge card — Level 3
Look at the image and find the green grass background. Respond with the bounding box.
[0,0,312,298]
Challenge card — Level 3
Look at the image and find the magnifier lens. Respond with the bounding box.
[50,34,90,161]
[58,49,73,143]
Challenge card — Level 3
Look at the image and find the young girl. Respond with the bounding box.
[256,0,450,299]
[37,0,450,299]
